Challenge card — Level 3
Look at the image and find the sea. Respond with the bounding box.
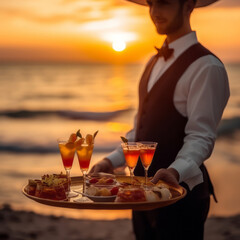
[0,62,240,220]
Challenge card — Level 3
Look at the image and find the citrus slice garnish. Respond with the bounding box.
[75,138,85,148]
[68,133,77,143]
[65,142,75,149]
[86,134,93,145]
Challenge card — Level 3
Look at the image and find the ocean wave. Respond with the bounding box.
[0,108,132,121]
[0,143,116,154]
[2,170,37,179]
[1,117,239,154]
[217,117,240,137]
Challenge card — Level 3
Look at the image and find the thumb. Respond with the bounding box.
[151,169,165,184]
[90,164,101,176]
[88,165,95,175]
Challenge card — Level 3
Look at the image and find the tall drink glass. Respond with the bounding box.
[139,142,158,186]
[57,138,78,198]
[121,142,140,183]
[76,140,94,196]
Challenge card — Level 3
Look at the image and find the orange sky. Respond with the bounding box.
[0,0,239,63]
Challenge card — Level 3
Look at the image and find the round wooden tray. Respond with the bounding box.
[22,176,186,211]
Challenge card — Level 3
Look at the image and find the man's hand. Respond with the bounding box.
[89,158,114,175]
[151,168,180,188]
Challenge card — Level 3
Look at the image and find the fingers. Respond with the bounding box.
[89,165,101,176]
[151,168,179,187]
[89,164,102,176]
[89,159,114,176]
[88,165,95,175]
[151,169,165,184]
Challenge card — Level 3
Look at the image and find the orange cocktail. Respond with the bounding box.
[58,135,78,198]
[121,142,140,183]
[58,142,75,170]
[75,131,98,198]
[76,143,94,172]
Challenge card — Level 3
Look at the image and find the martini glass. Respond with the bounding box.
[74,140,94,202]
[121,142,140,184]
[138,141,158,186]
[57,138,78,198]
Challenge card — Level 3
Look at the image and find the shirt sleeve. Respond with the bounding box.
[169,61,230,190]
[106,114,137,168]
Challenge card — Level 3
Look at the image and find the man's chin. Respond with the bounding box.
[156,27,167,35]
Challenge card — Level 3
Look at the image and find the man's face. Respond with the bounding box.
[147,0,185,35]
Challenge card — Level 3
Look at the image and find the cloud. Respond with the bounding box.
[1,0,237,28]
[0,8,88,24]
[0,0,142,30]
[0,0,131,25]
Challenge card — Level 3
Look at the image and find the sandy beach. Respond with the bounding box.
[1,204,240,240]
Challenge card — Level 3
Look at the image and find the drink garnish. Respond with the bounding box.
[86,134,93,145]
[68,133,77,143]
[120,136,128,143]
[76,129,82,138]
[65,142,75,149]
[93,130,99,139]
[75,137,85,148]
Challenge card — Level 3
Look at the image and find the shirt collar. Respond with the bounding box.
[166,31,199,59]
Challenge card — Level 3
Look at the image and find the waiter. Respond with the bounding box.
[90,0,230,239]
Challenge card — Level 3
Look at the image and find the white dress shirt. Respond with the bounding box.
[106,31,230,190]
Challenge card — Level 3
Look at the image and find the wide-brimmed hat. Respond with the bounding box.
[126,0,219,8]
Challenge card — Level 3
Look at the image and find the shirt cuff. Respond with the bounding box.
[168,159,203,190]
[106,148,126,168]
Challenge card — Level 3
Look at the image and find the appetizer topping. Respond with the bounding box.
[99,188,111,196]
[26,173,68,200]
[42,173,68,187]
[86,186,119,196]
[88,176,116,185]
[152,187,172,200]
[89,178,99,184]
[110,186,119,195]
[145,190,161,202]
[115,188,146,202]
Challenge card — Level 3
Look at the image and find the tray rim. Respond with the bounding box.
[22,175,187,211]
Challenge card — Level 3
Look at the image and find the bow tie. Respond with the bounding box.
[155,42,174,61]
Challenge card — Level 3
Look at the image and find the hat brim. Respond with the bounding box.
[126,0,219,8]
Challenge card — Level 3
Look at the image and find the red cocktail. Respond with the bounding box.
[139,142,158,186]
[58,137,78,198]
[76,143,94,172]
[74,131,98,202]
[121,142,140,183]
[58,142,75,169]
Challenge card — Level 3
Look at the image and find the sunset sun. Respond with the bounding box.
[112,40,126,52]
[101,32,137,54]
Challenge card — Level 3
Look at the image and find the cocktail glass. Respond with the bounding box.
[121,142,140,184]
[138,141,158,186]
[75,140,94,201]
[57,138,78,198]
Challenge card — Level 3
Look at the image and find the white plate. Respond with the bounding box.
[81,193,117,202]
